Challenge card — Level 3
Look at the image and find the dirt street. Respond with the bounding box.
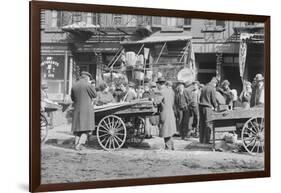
[41,144,264,184]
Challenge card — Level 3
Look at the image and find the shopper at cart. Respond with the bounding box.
[96,82,115,106]
[199,77,218,144]
[71,71,97,151]
[239,81,252,109]
[156,77,177,150]
[217,80,234,108]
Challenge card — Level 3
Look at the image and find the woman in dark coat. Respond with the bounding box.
[71,72,96,150]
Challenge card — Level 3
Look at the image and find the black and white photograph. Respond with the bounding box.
[39,8,266,185]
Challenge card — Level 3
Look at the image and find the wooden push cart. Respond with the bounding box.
[211,107,264,155]
[93,99,158,151]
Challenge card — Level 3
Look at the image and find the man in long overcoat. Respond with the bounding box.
[199,77,218,144]
[156,77,177,150]
[71,71,96,150]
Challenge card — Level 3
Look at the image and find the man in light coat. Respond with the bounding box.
[254,74,264,107]
[156,77,177,150]
[71,71,96,151]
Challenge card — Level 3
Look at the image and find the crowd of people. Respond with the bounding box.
[69,71,265,151]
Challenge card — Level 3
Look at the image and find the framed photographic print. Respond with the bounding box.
[30,0,270,192]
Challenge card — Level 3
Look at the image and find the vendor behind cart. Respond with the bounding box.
[96,82,115,106]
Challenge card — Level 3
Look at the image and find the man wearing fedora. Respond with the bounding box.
[156,77,177,150]
[71,71,97,151]
[199,77,218,144]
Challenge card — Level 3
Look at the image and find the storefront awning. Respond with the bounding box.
[121,31,192,45]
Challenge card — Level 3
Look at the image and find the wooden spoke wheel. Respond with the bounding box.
[96,115,127,151]
[242,117,264,155]
[126,117,146,146]
[41,114,48,143]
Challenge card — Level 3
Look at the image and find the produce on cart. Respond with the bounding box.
[211,106,264,155]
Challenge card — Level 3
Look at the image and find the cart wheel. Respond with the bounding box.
[242,117,264,155]
[96,115,126,151]
[41,114,48,143]
[127,117,146,146]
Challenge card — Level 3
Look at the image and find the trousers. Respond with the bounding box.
[199,106,213,144]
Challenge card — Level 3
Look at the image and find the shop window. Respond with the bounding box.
[72,12,82,23]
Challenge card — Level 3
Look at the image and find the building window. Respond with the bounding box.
[216,20,225,27]
[113,14,122,26]
[86,13,93,24]
[92,13,99,25]
[184,18,191,26]
[152,16,162,26]
[41,10,46,29]
[51,10,58,28]
[72,12,82,23]
[246,22,256,26]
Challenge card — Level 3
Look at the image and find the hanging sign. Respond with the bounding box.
[239,40,247,79]
[41,56,64,79]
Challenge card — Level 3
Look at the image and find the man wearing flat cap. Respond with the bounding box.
[71,71,96,151]
[156,77,177,150]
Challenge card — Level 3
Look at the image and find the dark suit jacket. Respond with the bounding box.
[199,83,217,109]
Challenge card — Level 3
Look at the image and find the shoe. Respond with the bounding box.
[75,144,86,151]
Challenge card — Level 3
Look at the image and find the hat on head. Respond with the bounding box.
[150,82,157,88]
[255,74,264,82]
[128,82,135,87]
[156,77,166,84]
[221,80,230,87]
[185,80,193,87]
[81,71,93,79]
[210,77,219,84]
